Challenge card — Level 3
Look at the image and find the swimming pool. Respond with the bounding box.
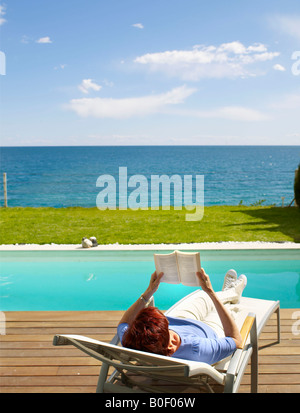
[0,249,299,310]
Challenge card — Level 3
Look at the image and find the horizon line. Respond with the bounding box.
[1,144,300,148]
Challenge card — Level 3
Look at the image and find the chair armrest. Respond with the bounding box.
[225,312,258,392]
[237,312,256,350]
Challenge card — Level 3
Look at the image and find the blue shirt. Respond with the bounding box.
[117,316,236,365]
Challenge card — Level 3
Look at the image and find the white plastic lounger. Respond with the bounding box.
[53,293,280,393]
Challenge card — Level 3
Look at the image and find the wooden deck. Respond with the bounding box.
[1,309,300,393]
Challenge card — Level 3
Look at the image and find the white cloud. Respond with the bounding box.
[103,79,114,87]
[271,93,300,110]
[134,41,280,80]
[273,64,286,71]
[78,79,102,94]
[67,85,196,118]
[132,23,144,29]
[204,106,270,121]
[0,4,6,26]
[286,132,300,138]
[67,84,268,122]
[171,106,270,122]
[271,15,300,41]
[21,35,30,44]
[54,64,67,70]
[36,36,52,44]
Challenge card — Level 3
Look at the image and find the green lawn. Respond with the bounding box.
[0,206,299,244]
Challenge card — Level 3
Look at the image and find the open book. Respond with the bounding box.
[154,250,201,286]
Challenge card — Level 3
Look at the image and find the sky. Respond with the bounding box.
[0,0,300,146]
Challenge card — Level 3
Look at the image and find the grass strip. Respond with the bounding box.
[0,206,299,244]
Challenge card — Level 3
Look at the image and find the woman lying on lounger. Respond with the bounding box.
[118,268,247,365]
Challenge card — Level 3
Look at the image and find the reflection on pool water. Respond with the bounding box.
[0,249,299,310]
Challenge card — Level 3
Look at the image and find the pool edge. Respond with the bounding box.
[0,241,299,251]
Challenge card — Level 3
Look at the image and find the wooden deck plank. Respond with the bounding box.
[4,311,124,321]
[0,309,299,393]
[0,333,115,342]
[0,357,101,366]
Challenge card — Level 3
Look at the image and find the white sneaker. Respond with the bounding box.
[231,274,247,304]
[222,269,237,291]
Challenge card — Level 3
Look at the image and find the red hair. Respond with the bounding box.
[122,307,171,356]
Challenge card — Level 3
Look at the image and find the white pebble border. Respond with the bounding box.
[0,242,299,251]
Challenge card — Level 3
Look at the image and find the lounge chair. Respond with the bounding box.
[53,292,280,393]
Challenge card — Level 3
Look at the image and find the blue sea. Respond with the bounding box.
[0,146,299,207]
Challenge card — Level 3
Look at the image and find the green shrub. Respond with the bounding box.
[294,164,300,208]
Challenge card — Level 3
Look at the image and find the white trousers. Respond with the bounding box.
[167,288,242,338]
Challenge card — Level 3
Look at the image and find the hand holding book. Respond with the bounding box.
[154,250,201,286]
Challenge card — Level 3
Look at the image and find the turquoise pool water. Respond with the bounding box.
[0,249,299,310]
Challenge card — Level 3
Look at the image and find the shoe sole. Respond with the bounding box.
[222,269,237,290]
